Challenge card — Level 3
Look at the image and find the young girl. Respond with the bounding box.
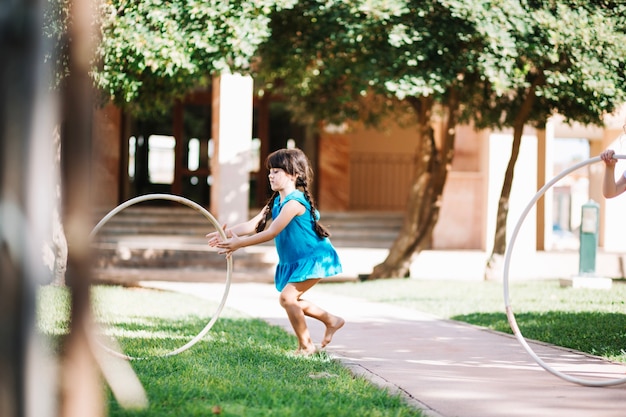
[206,148,345,355]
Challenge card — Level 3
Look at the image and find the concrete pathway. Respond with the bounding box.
[142,281,626,417]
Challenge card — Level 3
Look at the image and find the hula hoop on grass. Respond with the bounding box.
[504,155,626,387]
[89,193,232,360]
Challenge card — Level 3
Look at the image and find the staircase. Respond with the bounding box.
[90,206,403,284]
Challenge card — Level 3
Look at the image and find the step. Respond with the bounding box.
[91,237,276,271]
[90,207,403,281]
[92,207,404,247]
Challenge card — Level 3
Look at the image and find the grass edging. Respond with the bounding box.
[336,357,443,417]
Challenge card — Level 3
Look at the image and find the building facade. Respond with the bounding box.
[90,77,626,256]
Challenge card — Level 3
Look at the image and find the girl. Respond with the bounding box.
[206,148,344,355]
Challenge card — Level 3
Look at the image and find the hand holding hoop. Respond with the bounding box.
[503,155,626,387]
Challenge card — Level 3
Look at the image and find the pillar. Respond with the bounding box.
[210,73,253,226]
[535,125,553,251]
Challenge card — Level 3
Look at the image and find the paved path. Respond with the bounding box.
[143,281,626,417]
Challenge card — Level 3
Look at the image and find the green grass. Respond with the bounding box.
[319,278,626,362]
[38,278,626,415]
[37,285,423,417]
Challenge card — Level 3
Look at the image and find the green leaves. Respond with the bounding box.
[522,1,626,125]
[86,0,626,122]
[93,0,293,116]
[446,0,626,129]
[256,0,479,125]
[254,0,626,130]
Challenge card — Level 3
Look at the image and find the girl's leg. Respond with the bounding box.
[280,280,318,354]
[300,297,345,348]
[279,280,344,354]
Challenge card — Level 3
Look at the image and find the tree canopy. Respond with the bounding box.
[255,0,507,127]
[90,0,296,115]
[447,1,626,267]
[454,0,626,130]
[256,0,626,129]
[85,0,626,127]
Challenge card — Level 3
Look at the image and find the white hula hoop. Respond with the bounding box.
[89,193,232,360]
[504,155,626,387]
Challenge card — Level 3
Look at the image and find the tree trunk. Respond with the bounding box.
[493,131,523,256]
[484,78,542,280]
[483,126,523,280]
[366,94,458,280]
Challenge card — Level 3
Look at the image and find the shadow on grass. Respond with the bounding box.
[452,311,626,360]
[95,316,215,358]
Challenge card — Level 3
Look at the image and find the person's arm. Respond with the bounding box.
[215,199,305,257]
[603,169,626,199]
[601,149,626,198]
[206,208,265,246]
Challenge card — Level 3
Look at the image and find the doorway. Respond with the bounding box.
[123,92,213,206]
[121,91,313,209]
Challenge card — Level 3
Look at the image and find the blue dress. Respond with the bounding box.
[272,190,342,291]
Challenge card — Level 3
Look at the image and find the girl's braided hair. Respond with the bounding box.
[255,148,330,238]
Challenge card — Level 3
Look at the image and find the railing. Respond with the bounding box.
[349,152,415,210]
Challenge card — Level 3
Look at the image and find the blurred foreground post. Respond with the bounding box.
[58,0,104,413]
[0,0,68,415]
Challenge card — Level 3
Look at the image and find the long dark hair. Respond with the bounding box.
[255,148,330,238]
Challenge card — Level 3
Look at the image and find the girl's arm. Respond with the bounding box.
[206,207,266,246]
[216,200,305,257]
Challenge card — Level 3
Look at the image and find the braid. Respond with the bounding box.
[299,178,330,238]
[263,147,329,238]
[255,192,278,233]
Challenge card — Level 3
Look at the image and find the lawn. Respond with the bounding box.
[37,284,424,417]
[37,277,626,416]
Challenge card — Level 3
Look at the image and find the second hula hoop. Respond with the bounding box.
[89,193,232,360]
[503,155,626,387]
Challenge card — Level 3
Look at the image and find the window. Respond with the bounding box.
[128,136,136,178]
[148,135,175,184]
[188,138,200,171]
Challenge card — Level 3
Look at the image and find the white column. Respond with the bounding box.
[211,73,253,226]
[486,131,538,278]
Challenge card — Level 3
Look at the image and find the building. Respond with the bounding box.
[91,74,626,278]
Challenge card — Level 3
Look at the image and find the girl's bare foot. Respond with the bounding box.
[295,344,317,356]
[321,316,345,347]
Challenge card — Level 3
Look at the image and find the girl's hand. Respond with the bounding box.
[216,231,241,259]
[206,224,227,247]
[601,149,617,166]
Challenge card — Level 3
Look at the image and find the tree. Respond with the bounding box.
[91,0,296,116]
[254,0,530,279]
[455,1,626,278]
[256,0,626,279]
